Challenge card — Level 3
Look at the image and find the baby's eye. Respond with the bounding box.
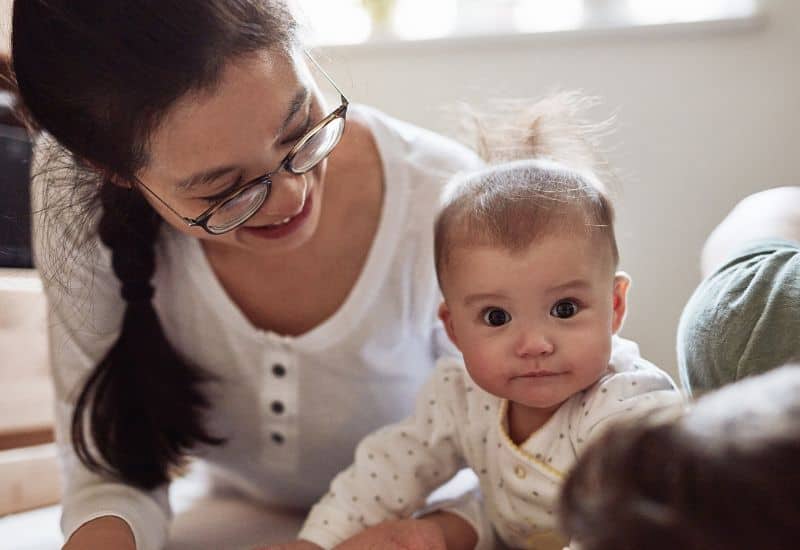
[551,300,579,319]
[482,308,512,327]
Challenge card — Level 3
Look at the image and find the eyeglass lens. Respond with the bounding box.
[205,114,346,234]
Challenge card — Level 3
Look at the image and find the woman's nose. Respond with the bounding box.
[264,172,308,218]
[514,328,555,358]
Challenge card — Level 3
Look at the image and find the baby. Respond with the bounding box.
[560,364,800,550]
[293,94,683,550]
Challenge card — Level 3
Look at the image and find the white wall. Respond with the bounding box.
[317,0,800,376]
[0,0,8,53]
[2,1,797,376]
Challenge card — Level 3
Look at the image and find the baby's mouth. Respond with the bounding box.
[515,370,563,378]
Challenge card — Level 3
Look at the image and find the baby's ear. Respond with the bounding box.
[611,272,631,334]
[438,301,459,347]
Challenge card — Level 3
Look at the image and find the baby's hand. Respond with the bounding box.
[334,519,447,550]
[254,540,323,550]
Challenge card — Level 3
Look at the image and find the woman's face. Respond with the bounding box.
[136,49,332,255]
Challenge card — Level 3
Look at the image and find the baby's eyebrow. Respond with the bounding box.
[548,279,591,293]
[463,292,507,306]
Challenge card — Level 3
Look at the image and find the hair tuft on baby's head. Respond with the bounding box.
[435,92,619,288]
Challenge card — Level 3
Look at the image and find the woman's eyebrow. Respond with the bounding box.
[275,87,310,139]
[176,165,239,191]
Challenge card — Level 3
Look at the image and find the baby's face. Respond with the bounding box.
[439,234,629,412]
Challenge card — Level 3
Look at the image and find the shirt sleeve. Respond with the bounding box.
[32,141,171,550]
[298,360,470,549]
[571,360,684,453]
[677,240,800,396]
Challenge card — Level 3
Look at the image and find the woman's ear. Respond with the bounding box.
[84,159,132,188]
[106,173,134,189]
[611,272,631,334]
[438,301,459,348]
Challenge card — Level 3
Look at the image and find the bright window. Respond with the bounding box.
[293,0,761,46]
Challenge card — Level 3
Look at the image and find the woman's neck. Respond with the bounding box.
[199,116,385,336]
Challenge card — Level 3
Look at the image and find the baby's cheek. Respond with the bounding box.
[572,332,611,370]
[463,350,503,390]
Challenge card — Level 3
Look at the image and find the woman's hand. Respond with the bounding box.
[62,516,136,550]
[257,513,476,550]
[256,540,323,550]
[333,518,448,550]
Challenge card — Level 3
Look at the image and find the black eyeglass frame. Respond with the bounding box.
[134,52,349,235]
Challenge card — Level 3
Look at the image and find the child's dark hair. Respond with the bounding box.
[559,365,800,550]
[434,93,618,289]
[12,0,296,490]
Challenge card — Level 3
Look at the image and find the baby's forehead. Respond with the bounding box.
[442,234,614,289]
[447,228,605,264]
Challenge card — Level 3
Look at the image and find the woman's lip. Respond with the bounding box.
[239,191,313,240]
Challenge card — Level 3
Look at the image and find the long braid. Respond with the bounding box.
[70,183,223,490]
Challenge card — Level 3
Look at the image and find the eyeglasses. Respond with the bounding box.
[135,53,348,235]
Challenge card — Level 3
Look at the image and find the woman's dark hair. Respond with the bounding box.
[559,365,800,550]
[12,1,296,490]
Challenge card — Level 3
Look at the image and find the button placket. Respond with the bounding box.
[261,348,299,469]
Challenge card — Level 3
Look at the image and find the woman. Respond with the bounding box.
[12,1,484,548]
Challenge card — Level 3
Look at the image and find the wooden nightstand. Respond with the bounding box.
[0,268,60,515]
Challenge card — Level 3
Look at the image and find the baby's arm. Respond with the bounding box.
[298,360,470,549]
[573,361,684,453]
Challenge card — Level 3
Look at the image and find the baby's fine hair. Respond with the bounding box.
[434,92,618,286]
[559,365,800,550]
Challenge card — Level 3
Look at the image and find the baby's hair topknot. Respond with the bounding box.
[435,91,619,288]
[461,90,615,183]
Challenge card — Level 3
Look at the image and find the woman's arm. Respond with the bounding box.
[701,187,800,275]
[63,516,136,550]
[418,511,478,550]
[260,515,466,550]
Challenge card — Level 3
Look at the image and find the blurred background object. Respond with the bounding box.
[0,86,32,270]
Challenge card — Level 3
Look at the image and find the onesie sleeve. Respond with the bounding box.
[571,358,684,454]
[298,358,471,549]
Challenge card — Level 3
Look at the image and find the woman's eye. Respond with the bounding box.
[551,300,579,319]
[281,112,313,146]
[199,176,244,203]
[482,308,512,327]
[281,123,310,146]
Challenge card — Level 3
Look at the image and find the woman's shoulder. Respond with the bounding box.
[30,135,105,273]
[352,104,485,182]
[30,135,189,296]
